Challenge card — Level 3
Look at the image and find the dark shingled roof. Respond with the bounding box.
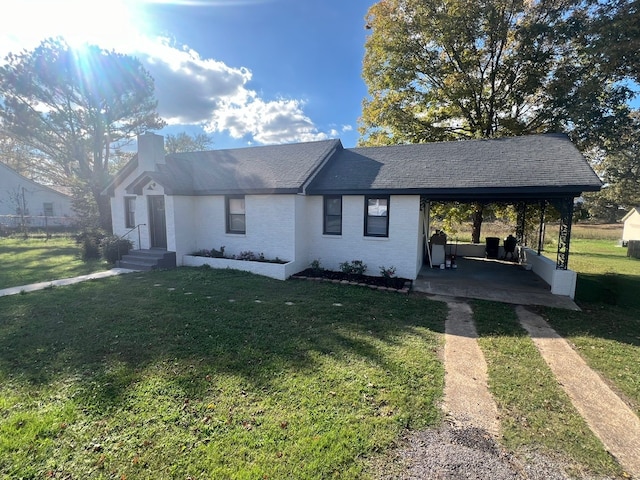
[306,134,602,200]
[110,133,601,201]
[126,139,341,195]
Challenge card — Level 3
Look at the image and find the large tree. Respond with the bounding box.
[589,114,640,214]
[165,132,213,154]
[0,37,165,231]
[360,0,637,239]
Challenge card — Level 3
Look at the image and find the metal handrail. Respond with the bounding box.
[117,224,146,264]
[120,223,146,249]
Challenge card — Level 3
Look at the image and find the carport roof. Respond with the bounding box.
[305,133,602,200]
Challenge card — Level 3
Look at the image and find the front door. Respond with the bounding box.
[148,195,167,249]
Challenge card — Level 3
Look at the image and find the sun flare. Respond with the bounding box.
[3,0,147,56]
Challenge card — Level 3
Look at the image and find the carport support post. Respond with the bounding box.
[555,197,574,270]
[515,202,527,246]
[537,200,546,255]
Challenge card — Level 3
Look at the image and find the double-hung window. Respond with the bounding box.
[364,195,389,237]
[323,195,342,235]
[226,195,246,234]
[124,197,136,228]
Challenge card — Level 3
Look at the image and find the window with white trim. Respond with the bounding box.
[364,195,389,237]
[226,195,246,234]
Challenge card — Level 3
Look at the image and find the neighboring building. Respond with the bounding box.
[0,161,74,228]
[104,132,601,288]
[622,207,640,242]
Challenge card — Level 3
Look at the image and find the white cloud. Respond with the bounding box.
[342,124,353,132]
[206,96,331,144]
[135,39,333,144]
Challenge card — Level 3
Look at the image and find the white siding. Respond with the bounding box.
[170,196,196,259]
[417,205,427,273]
[292,194,312,274]
[623,210,640,242]
[0,163,73,218]
[303,195,422,280]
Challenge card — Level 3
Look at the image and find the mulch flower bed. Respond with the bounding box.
[292,269,412,294]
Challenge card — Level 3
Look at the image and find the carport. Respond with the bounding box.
[407,134,603,302]
[309,133,602,301]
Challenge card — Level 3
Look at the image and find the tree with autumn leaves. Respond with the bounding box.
[360,0,640,236]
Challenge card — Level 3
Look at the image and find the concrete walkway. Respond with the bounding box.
[435,296,500,437]
[0,268,137,298]
[517,306,640,478]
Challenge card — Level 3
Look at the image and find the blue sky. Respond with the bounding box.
[1,0,375,149]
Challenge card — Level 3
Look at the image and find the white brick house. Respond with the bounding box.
[104,133,601,287]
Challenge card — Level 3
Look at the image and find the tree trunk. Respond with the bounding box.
[91,184,112,233]
[471,203,484,243]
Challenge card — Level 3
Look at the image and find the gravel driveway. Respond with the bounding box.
[372,422,620,479]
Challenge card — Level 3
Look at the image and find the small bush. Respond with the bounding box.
[236,250,258,261]
[76,229,106,261]
[379,265,396,278]
[340,260,367,276]
[100,235,133,264]
[310,259,323,272]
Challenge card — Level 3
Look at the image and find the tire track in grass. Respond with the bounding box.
[517,306,640,478]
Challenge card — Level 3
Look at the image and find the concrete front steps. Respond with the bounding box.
[117,249,176,271]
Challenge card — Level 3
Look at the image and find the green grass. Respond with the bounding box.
[473,301,622,477]
[540,237,640,418]
[0,235,109,289]
[472,234,639,475]
[1,226,638,477]
[0,268,446,478]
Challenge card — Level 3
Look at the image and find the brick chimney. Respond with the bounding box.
[137,132,165,172]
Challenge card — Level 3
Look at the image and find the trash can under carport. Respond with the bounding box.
[486,237,500,259]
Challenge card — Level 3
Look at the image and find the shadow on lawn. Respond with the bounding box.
[576,273,640,309]
[540,273,640,348]
[0,268,446,411]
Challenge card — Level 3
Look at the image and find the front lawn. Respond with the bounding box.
[0,268,446,478]
[0,235,109,289]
